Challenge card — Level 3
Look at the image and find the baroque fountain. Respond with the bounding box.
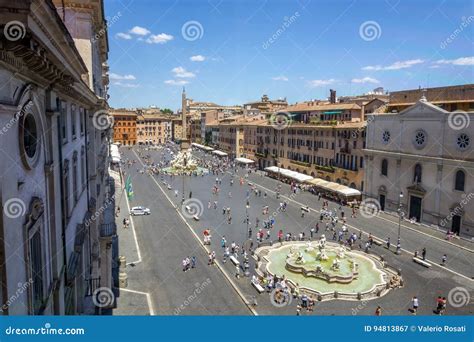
[254,235,402,301]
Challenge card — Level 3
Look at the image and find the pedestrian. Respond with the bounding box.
[386,237,391,250]
[422,247,426,260]
[189,191,192,199]
[310,227,315,239]
[182,258,187,272]
[375,306,382,316]
[441,254,447,266]
[411,296,419,315]
[221,236,226,248]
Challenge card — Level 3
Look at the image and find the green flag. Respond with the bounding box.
[125,175,134,200]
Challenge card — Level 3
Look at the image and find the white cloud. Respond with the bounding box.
[164,79,189,86]
[129,26,151,36]
[109,73,136,80]
[190,55,206,62]
[113,82,139,88]
[362,59,424,71]
[272,76,289,81]
[307,79,336,87]
[434,56,474,66]
[146,33,174,44]
[172,66,195,78]
[351,77,380,84]
[116,32,132,40]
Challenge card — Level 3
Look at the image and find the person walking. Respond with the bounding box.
[375,306,382,316]
[411,296,419,315]
[422,247,427,260]
[441,254,447,266]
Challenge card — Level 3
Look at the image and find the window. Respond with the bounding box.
[80,108,85,135]
[71,105,77,139]
[413,163,422,183]
[382,130,390,144]
[413,130,427,149]
[29,230,44,314]
[73,152,78,203]
[81,146,86,189]
[381,159,388,176]
[456,133,470,151]
[63,160,70,218]
[455,170,465,191]
[60,101,68,143]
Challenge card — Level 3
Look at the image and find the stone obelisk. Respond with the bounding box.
[181,87,189,150]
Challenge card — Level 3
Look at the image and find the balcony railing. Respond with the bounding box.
[100,222,116,238]
[85,278,101,297]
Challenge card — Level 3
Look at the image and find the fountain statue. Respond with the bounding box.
[295,251,305,264]
[337,246,346,259]
[316,235,329,261]
[305,241,315,252]
[169,148,198,173]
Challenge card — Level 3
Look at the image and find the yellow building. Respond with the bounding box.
[136,113,173,145]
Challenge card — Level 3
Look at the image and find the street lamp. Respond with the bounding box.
[396,192,404,255]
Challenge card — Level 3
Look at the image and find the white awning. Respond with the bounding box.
[264,166,313,183]
[191,143,214,151]
[235,157,255,164]
[110,144,121,163]
[212,150,228,156]
[306,178,361,197]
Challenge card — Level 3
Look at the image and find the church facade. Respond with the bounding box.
[364,98,474,238]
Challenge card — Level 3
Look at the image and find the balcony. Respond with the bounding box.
[315,165,335,173]
[340,147,351,154]
[290,160,310,167]
[100,222,116,238]
[85,278,101,297]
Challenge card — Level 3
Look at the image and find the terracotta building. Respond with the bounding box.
[111,110,137,145]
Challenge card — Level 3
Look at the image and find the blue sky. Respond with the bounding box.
[105,0,473,110]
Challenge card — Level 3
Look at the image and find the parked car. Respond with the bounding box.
[130,206,151,216]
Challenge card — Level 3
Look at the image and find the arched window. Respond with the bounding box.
[413,164,422,183]
[455,170,465,191]
[381,159,388,176]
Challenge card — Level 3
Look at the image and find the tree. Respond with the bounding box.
[161,108,174,115]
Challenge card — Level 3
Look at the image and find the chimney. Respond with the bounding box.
[330,89,336,104]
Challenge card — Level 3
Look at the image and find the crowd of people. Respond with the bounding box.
[120,143,458,316]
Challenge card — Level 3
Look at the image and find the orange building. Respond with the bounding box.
[111,109,137,145]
